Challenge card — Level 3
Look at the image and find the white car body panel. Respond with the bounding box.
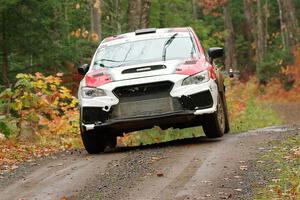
[78,28,220,131]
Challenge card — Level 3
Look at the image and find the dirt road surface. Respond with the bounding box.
[0,125,299,200]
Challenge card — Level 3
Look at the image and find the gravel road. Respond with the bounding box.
[0,125,299,200]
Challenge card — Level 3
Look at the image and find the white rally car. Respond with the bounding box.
[78,27,230,153]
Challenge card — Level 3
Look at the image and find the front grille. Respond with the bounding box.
[82,107,110,124]
[112,81,182,119]
[111,97,182,119]
[113,81,174,102]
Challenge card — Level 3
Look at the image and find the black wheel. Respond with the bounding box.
[221,92,230,133]
[202,95,225,138]
[81,129,106,154]
[106,135,117,148]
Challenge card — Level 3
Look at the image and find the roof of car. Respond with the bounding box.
[101,27,192,45]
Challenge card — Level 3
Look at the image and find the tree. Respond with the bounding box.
[223,2,237,71]
[192,0,198,20]
[1,0,300,87]
[243,0,256,74]
[256,0,266,64]
[90,0,102,42]
[277,0,299,51]
[104,0,122,34]
[140,0,152,28]
[1,10,9,87]
[0,0,95,88]
[127,0,152,31]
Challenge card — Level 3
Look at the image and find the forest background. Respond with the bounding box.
[1,0,300,88]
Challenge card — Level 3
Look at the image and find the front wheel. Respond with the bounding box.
[81,129,106,154]
[202,95,225,138]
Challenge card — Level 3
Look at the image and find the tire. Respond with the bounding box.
[202,94,225,138]
[81,129,106,154]
[106,135,117,148]
[221,92,230,133]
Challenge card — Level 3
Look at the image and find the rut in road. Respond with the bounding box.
[0,125,298,200]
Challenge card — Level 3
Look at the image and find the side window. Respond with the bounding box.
[190,35,201,57]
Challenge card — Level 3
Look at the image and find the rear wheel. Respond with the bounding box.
[221,91,230,133]
[202,95,225,138]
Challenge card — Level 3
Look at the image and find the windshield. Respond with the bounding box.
[93,37,197,69]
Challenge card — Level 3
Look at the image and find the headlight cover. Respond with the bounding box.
[182,70,210,85]
[81,87,106,98]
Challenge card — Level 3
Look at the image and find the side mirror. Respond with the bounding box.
[227,69,240,78]
[78,64,89,75]
[208,47,224,62]
[228,68,234,78]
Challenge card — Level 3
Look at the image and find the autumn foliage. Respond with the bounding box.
[198,0,226,16]
[0,72,79,139]
[259,48,300,103]
[0,73,80,172]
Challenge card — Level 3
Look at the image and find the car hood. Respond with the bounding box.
[84,58,210,87]
[106,59,184,81]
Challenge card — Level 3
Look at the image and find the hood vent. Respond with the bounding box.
[122,65,166,74]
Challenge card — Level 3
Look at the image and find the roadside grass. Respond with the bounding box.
[254,132,300,199]
[230,98,282,133]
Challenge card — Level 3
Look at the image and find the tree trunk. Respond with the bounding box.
[127,0,142,31]
[264,0,269,50]
[127,0,151,31]
[90,0,101,42]
[243,0,256,74]
[115,0,122,33]
[256,0,266,64]
[277,0,298,51]
[140,0,151,28]
[277,0,287,51]
[1,13,9,88]
[223,3,237,71]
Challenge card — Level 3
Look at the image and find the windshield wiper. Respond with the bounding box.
[95,59,123,63]
[162,33,178,61]
[94,59,124,68]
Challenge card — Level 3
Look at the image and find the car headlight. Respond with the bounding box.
[182,70,210,85]
[81,87,106,98]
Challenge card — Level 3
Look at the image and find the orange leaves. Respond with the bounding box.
[91,32,99,42]
[255,46,300,103]
[281,50,300,87]
[198,0,227,16]
[93,0,101,9]
[75,3,80,9]
[0,72,81,172]
[0,140,75,174]
[70,28,84,38]
[82,30,89,39]
[283,147,300,162]
[15,99,23,111]
[225,77,258,123]
[1,72,79,139]
[70,29,99,41]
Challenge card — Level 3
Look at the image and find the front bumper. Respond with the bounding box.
[79,76,218,132]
